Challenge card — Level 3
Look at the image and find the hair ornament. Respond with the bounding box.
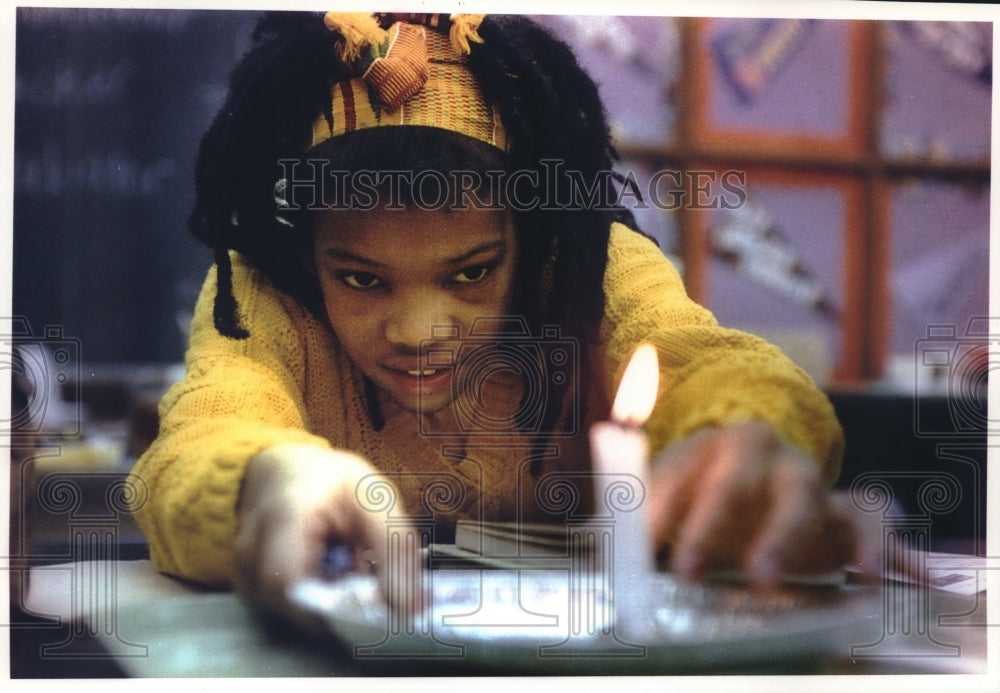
[323,12,430,113]
[361,22,428,112]
[273,178,296,228]
[448,14,485,55]
[323,12,385,64]
[311,12,505,149]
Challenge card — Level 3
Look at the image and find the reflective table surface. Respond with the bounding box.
[18,556,993,680]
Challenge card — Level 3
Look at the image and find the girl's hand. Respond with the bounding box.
[647,421,881,585]
[234,443,421,632]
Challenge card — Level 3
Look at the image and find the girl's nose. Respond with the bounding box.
[383,292,449,349]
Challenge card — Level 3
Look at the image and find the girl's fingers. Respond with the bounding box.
[370,523,427,614]
[745,451,850,583]
[236,446,426,625]
[646,431,712,554]
[329,468,426,613]
[648,423,868,585]
[261,517,322,601]
[828,491,885,582]
[665,426,771,578]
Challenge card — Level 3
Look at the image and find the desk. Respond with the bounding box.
[16,557,992,679]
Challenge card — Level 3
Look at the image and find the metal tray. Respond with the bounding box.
[289,568,877,674]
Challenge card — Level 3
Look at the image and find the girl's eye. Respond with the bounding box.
[453,265,491,284]
[339,272,382,290]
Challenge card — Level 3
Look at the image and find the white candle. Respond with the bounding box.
[590,343,659,638]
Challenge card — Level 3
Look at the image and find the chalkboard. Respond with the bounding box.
[13,8,263,365]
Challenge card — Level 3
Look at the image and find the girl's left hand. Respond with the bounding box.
[646,421,881,584]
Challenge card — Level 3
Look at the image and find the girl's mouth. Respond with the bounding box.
[385,366,453,398]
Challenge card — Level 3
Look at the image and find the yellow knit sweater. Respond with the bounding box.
[129,223,844,586]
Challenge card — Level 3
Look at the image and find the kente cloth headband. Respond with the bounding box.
[310,12,507,151]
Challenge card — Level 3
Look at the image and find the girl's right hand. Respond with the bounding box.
[233,443,421,633]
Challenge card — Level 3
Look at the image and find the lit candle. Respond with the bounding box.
[589,342,659,638]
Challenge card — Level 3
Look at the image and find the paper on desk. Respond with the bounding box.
[443,523,989,595]
[882,552,989,595]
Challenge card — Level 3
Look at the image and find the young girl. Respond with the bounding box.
[130,11,871,629]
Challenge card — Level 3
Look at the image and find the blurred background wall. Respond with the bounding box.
[14,9,258,364]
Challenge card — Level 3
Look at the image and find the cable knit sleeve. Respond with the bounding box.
[128,253,335,587]
[601,223,844,484]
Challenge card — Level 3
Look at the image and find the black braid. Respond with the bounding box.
[469,16,625,439]
[471,16,623,337]
[212,245,249,339]
[190,11,342,337]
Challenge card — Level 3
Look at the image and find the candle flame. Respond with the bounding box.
[611,342,659,426]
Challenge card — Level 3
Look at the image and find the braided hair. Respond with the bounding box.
[189,11,637,431]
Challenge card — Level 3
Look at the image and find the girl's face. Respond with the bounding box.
[313,206,518,415]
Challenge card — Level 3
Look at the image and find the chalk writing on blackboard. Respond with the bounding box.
[18,7,193,32]
[18,143,178,198]
[17,59,137,107]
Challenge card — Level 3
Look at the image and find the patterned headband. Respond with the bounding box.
[311,12,507,151]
